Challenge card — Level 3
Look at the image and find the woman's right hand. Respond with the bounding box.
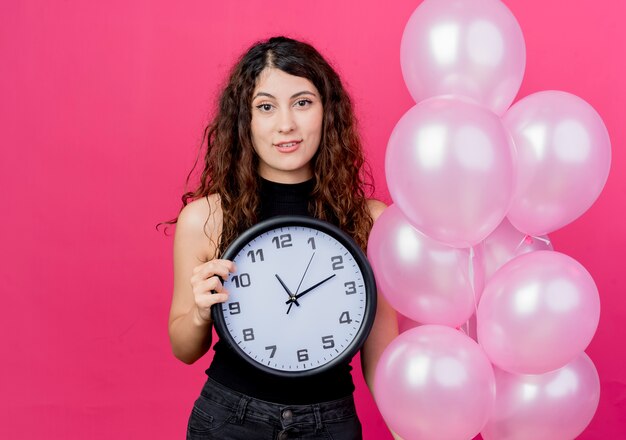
[189,259,236,325]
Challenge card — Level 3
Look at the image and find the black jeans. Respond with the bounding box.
[187,378,363,439]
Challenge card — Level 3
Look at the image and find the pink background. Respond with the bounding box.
[1,0,624,438]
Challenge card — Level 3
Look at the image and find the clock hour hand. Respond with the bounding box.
[285,273,337,304]
[275,274,300,307]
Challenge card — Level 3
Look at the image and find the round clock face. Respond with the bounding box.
[212,215,377,377]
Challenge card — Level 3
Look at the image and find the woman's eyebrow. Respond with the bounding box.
[252,91,317,100]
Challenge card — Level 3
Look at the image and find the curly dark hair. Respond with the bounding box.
[158,36,374,257]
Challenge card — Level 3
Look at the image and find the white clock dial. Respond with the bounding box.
[213,216,377,377]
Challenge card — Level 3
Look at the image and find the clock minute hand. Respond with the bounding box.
[286,274,337,304]
[275,274,300,307]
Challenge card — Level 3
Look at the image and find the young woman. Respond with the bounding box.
[165,36,398,439]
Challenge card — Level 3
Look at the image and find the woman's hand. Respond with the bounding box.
[190,259,236,325]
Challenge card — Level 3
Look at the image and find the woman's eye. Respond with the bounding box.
[257,104,273,112]
[295,99,312,107]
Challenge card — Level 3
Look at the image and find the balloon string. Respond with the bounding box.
[514,234,529,252]
[534,235,552,246]
[465,245,478,337]
[469,245,477,309]
[514,234,552,253]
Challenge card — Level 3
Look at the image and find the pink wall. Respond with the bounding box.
[1,0,624,438]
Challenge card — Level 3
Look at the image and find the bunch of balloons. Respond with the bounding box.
[369,1,610,439]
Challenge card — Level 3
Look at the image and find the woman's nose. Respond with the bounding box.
[277,108,296,133]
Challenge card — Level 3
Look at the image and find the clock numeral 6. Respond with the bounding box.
[339,311,352,324]
[272,234,292,249]
[344,281,356,295]
[265,345,277,358]
[243,328,255,341]
[231,273,251,288]
[228,302,241,315]
[246,249,264,263]
[322,335,335,349]
[297,349,309,362]
[331,255,344,271]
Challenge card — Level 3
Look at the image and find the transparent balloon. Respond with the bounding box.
[481,353,600,440]
[368,204,479,327]
[503,90,611,236]
[375,325,496,440]
[477,251,600,374]
[385,96,516,248]
[401,0,526,115]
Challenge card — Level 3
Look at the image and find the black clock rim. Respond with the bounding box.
[211,215,377,378]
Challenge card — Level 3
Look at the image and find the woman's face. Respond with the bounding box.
[250,67,323,183]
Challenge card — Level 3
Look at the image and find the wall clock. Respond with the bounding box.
[211,215,377,377]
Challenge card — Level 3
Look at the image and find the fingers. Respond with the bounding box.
[190,259,236,323]
[200,275,228,294]
[191,260,235,286]
[210,292,229,304]
[195,290,229,310]
[192,259,236,281]
[193,290,229,324]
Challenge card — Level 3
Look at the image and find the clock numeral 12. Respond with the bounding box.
[331,255,344,270]
[243,328,255,341]
[297,349,309,362]
[272,234,292,249]
[265,345,277,358]
[339,311,352,324]
[231,273,251,288]
[246,249,264,263]
[322,335,335,349]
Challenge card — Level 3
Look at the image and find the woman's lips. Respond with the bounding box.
[274,140,302,153]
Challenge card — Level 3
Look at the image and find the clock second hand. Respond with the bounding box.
[286,252,315,315]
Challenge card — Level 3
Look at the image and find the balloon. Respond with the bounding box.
[368,204,479,327]
[481,353,600,440]
[401,0,526,115]
[385,96,516,248]
[482,217,553,281]
[374,325,496,440]
[477,251,600,374]
[503,90,611,236]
